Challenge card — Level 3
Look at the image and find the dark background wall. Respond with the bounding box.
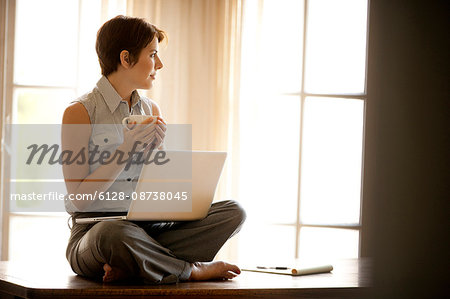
[362,0,449,298]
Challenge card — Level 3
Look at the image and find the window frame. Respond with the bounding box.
[254,0,370,259]
[1,0,16,261]
[294,0,369,258]
[0,0,101,260]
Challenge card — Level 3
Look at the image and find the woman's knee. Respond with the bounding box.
[232,200,246,225]
[92,220,141,247]
[218,200,246,227]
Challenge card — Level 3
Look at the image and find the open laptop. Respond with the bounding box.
[75,151,226,224]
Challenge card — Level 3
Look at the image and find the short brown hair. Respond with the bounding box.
[96,15,165,76]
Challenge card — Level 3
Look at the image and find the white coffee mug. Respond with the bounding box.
[122,115,157,130]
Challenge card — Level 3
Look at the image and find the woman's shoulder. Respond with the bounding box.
[71,88,101,108]
[139,95,156,108]
[63,102,90,125]
[63,88,101,124]
[63,88,97,125]
[140,96,162,116]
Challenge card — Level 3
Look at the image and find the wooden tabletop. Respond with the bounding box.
[0,258,371,298]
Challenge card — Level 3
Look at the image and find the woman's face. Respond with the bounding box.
[128,36,163,90]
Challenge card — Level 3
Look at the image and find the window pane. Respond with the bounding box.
[77,0,103,93]
[14,0,79,86]
[260,0,304,93]
[13,88,75,124]
[300,97,364,225]
[238,224,296,264]
[299,227,359,260]
[304,0,368,94]
[104,0,127,20]
[239,95,300,224]
[9,215,70,264]
[242,0,304,94]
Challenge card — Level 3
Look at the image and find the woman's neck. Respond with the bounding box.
[106,72,133,103]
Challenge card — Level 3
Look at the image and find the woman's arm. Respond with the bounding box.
[62,102,124,211]
[62,102,156,211]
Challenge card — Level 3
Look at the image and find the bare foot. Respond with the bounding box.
[102,264,128,283]
[188,261,241,281]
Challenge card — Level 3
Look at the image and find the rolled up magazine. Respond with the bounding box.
[242,264,333,276]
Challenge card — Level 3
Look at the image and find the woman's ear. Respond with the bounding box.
[119,50,131,68]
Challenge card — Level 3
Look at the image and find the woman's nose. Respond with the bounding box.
[156,56,163,70]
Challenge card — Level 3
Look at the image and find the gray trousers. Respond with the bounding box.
[66,200,246,284]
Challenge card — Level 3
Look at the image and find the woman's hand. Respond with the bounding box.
[119,116,167,153]
[145,117,167,151]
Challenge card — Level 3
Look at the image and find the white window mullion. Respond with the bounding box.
[1,0,17,261]
[295,0,310,260]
